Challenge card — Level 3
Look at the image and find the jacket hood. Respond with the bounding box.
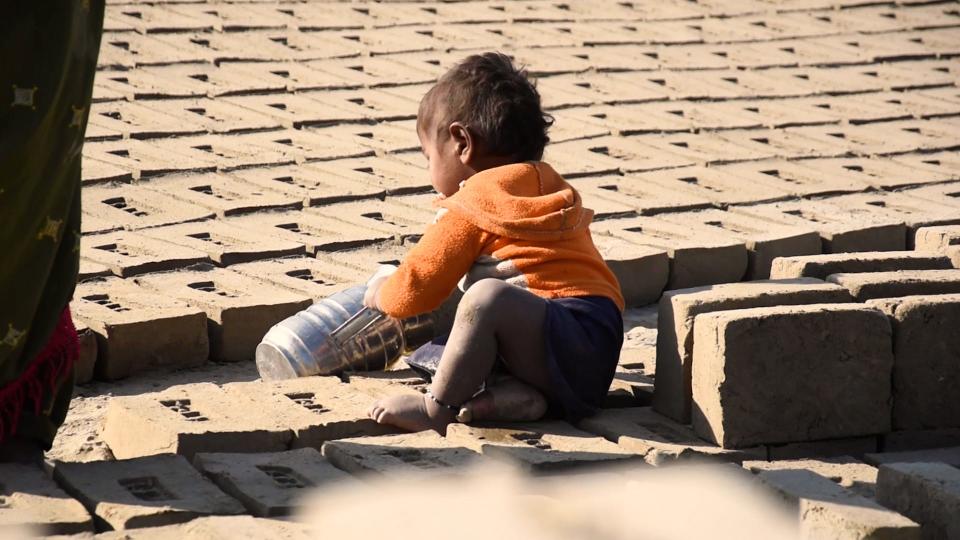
[437,162,594,241]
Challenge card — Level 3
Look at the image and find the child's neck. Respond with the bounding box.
[470,154,526,174]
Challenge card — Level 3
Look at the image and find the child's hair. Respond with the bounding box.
[418,52,554,162]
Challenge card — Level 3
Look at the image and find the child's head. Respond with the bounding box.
[417,52,553,197]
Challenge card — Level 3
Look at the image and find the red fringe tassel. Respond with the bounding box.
[0,307,79,443]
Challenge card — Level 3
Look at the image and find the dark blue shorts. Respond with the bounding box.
[406,295,623,422]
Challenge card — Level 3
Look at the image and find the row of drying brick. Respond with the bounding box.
[83,85,960,145]
[79,151,960,239]
[71,238,424,380]
[595,188,960,304]
[94,9,960,68]
[7,388,960,538]
[9,440,960,536]
[71,196,960,382]
[90,57,959,117]
[646,236,960,454]
[76,183,958,287]
[98,1,958,35]
[80,115,960,184]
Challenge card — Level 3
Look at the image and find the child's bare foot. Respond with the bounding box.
[458,376,547,423]
[369,394,455,434]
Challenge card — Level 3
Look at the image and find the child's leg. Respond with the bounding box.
[370,279,551,433]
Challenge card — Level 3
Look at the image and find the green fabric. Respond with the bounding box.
[0,0,104,447]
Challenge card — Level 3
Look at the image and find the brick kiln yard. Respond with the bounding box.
[6,0,960,537]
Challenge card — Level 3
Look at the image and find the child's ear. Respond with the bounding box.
[448,122,473,164]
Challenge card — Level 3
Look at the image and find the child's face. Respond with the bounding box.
[417,115,475,199]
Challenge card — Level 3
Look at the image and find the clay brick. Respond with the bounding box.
[322,241,412,279]
[78,259,113,282]
[89,100,206,139]
[828,269,960,301]
[98,64,214,101]
[594,216,748,290]
[310,198,433,242]
[591,234,669,307]
[213,61,329,93]
[766,437,880,461]
[343,370,429,400]
[72,278,208,380]
[714,159,871,199]
[83,139,217,180]
[305,56,435,89]
[868,294,960,430]
[544,136,689,179]
[799,156,948,191]
[881,430,960,453]
[692,304,893,448]
[640,165,791,207]
[657,209,821,279]
[140,220,304,266]
[866,446,960,468]
[155,135,297,172]
[227,210,390,256]
[771,251,954,281]
[95,515,314,540]
[915,225,960,259]
[621,306,658,372]
[142,172,300,217]
[222,378,396,449]
[53,454,244,530]
[445,421,639,472]
[606,367,655,408]
[101,383,292,459]
[755,469,920,539]
[634,131,775,167]
[570,173,714,215]
[74,322,97,384]
[891,152,960,183]
[743,456,879,499]
[577,407,764,466]
[877,462,960,540]
[823,192,960,246]
[0,463,93,535]
[304,88,417,124]
[714,127,844,161]
[107,5,218,34]
[229,164,384,208]
[306,120,420,155]
[135,267,311,362]
[193,448,354,517]
[732,200,907,253]
[140,98,283,135]
[81,230,210,277]
[230,257,347,299]
[654,279,851,423]
[81,183,214,233]
[217,93,347,129]
[316,155,434,196]
[81,156,133,186]
[321,432,478,478]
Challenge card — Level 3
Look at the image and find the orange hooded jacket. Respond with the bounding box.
[376,162,625,318]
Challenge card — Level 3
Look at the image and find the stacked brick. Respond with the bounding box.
[651,246,960,451]
[71,0,960,383]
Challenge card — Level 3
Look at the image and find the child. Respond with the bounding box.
[363,52,624,435]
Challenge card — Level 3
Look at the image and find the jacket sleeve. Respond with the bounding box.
[376,209,489,318]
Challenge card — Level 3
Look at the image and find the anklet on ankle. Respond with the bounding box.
[425,390,460,413]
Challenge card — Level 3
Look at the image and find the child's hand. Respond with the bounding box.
[363,264,398,310]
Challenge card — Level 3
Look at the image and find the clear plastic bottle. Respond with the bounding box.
[255,285,434,381]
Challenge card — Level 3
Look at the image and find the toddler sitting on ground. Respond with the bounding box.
[363,52,624,435]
